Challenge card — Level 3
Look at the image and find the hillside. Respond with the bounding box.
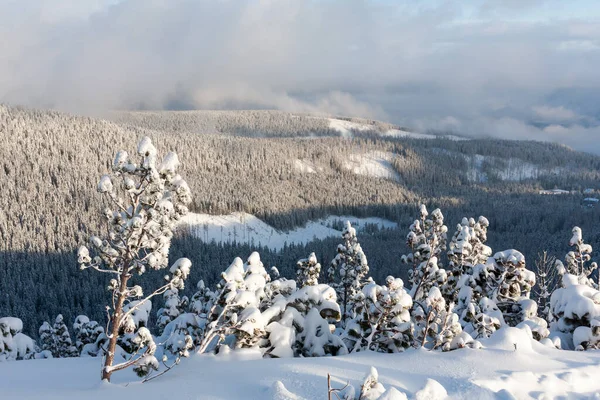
[2,105,600,333]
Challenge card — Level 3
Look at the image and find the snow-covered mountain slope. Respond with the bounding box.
[179,212,397,250]
[342,151,401,181]
[2,328,600,399]
[328,118,468,141]
[464,154,565,183]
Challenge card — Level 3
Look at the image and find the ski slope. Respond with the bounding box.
[1,328,600,399]
[179,213,397,250]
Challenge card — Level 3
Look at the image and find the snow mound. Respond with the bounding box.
[414,379,448,400]
[343,151,400,181]
[482,327,535,353]
[179,212,397,251]
[269,381,304,400]
[379,387,408,400]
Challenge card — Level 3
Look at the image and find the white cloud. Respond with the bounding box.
[532,105,578,121]
[0,0,599,152]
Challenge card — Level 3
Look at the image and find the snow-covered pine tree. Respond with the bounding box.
[77,136,193,381]
[198,253,270,354]
[157,288,183,335]
[550,273,600,350]
[556,227,598,289]
[485,250,536,326]
[0,317,36,362]
[412,287,475,351]
[401,205,448,301]
[444,216,491,303]
[327,221,369,325]
[199,252,347,358]
[345,276,413,353]
[52,314,78,358]
[189,280,215,317]
[296,252,321,288]
[285,286,347,357]
[39,321,55,356]
[73,315,104,355]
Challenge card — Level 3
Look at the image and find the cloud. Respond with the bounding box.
[532,105,578,121]
[0,0,599,152]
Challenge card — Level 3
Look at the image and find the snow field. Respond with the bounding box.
[179,212,397,251]
[3,326,600,399]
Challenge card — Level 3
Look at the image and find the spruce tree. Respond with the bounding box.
[296,252,321,288]
[327,221,369,325]
[52,314,78,358]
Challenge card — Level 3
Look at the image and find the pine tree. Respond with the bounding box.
[401,205,448,301]
[327,221,369,324]
[73,315,104,355]
[556,227,598,289]
[157,289,183,335]
[345,276,413,353]
[39,321,55,356]
[52,314,78,358]
[444,216,491,303]
[412,287,474,351]
[296,252,321,288]
[77,137,193,381]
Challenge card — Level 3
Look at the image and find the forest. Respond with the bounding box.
[1,104,600,338]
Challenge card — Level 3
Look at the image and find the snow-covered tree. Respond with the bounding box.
[38,315,77,358]
[52,314,78,357]
[158,313,198,359]
[0,317,36,362]
[199,253,347,358]
[444,216,491,303]
[157,288,184,335]
[77,137,193,381]
[550,273,600,350]
[328,221,369,324]
[39,321,54,355]
[485,250,536,326]
[345,276,413,353]
[359,367,386,400]
[296,252,321,288]
[412,287,475,351]
[556,227,598,289]
[458,296,503,339]
[401,205,448,301]
[73,315,104,355]
[198,254,270,354]
[189,280,215,317]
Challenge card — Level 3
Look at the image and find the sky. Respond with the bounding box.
[1,0,599,152]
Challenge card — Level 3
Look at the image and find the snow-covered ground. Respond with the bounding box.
[342,151,400,181]
[2,328,600,399]
[465,154,564,183]
[328,118,468,141]
[179,213,397,250]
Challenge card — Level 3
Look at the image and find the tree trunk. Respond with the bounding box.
[102,272,130,382]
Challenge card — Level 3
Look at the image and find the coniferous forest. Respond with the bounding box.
[2,106,600,374]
